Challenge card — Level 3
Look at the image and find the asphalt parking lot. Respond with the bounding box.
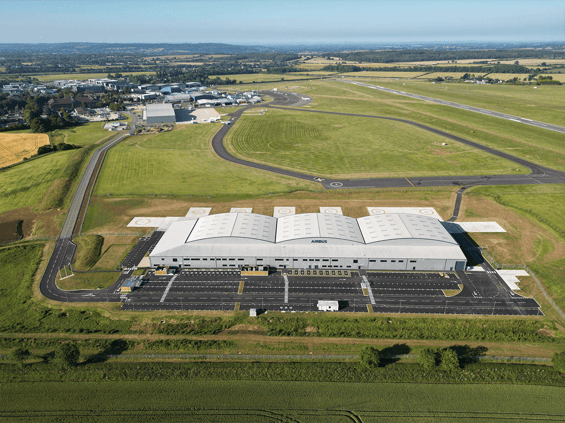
[120,269,542,316]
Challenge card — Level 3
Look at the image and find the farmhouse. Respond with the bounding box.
[149,212,467,271]
[143,103,176,124]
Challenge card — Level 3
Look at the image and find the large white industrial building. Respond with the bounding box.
[143,103,176,124]
[149,212,467,271]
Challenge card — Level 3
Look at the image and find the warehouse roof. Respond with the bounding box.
[150,212,462,259]
[145,103,175,118]
[277,213,364,244]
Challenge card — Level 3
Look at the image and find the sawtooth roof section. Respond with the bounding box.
[400,214,455,244]
[276,213,364,243]
[358,213,456,245]
[187,212,276,243]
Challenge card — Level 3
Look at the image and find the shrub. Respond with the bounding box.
[439,348,460,372]
[418,348,438,369]
[552,351,565,373]
[359,346,380,369]
[9,347,30,367]
[54,342,80,369]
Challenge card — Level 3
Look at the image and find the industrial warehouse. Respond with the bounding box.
[149,212,467,271]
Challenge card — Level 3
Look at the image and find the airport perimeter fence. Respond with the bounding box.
[481,249,565,323]
[102,353,551,363]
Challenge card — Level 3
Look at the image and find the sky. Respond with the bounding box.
[0,0,563,45]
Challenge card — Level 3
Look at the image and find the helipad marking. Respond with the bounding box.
[330,182,343,187]
[320,207,343,215]
[274,207,296,218]
[366,207,443,221]
[186,207,211,217]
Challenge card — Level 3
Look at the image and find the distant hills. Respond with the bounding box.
[0,43,272,54]
[0,42,563,55]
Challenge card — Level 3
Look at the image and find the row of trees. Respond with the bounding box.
[359,346,565,373]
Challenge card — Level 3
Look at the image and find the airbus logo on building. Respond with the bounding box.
[311,240,327,243]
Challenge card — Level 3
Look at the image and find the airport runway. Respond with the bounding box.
[338,79,565,134]
[38,92,557,313]
[211,90,565,190]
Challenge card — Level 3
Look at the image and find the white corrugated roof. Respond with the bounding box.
[150,212,462,259]
[145,103,175,118]
[277,213,364,243]
[187,212,276,243]
[151,219,197,256]
[358,214,456,245]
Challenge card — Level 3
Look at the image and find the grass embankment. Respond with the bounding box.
[225,108,526,179]
[2,380,565,422]
[467,184,565,310]
[92,124,315,198]
[72,235,104,270]
[50,122,113,146]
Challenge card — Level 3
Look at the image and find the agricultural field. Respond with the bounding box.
[225,108,527,179]
[483,73,531,80]
[2,380,565,422]
[0,133,49,167]
[92,123,315,198]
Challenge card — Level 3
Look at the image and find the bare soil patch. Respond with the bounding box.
[0,207,62,239]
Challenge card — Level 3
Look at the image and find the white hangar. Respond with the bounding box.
[149,212,467,271]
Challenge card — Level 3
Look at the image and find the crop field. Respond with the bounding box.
[93,123,315,198]
[2,380,565,422]
[50,122,113,146]
[0,133,49,167]
[225,108,526,178]
[482,73,531,81]
[0,150,73,215]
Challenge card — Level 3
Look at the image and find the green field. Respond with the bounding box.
[50,122,113,146]
[260,79,565,172]
[225,108,526,178]
[2,380,565,422]
[0,150,73,214]
[354,78,565,126]
[211,73,313,83]
[93,123,315,198]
